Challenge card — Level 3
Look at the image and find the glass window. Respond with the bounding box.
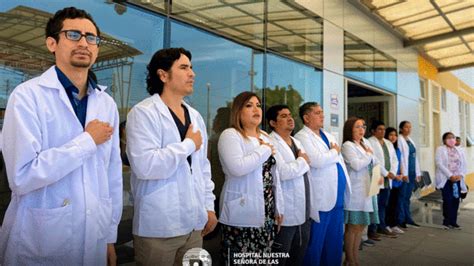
[374,51,397,92]
[344,32,375,85]
[265,53,322,131]
[419,79,429,146]
[170,0,265,48]
[432,84,440,112]
[441,88,447,111]
[170,19,264,200]
[344,31,397,93]
[267,1,323,68]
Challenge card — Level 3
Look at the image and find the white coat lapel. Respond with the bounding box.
[38,66,79,119]
[272,132,295,159]
[152,94,182,143]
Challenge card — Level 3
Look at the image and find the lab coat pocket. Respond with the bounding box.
[96,197,113,239]
[139,182,179,232]
[223,192,260,225]
[19,204,73,258]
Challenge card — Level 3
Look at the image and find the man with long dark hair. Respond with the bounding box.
[126,48,216,265]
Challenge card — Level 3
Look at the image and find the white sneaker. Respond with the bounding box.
[385,226,393,233]
[391,226,405,234]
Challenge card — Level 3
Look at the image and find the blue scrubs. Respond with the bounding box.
[398,140,416,225]
[304,130,346,266]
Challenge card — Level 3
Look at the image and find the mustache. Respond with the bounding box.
[71,49,92,56]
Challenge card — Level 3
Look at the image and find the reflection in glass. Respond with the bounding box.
[170,0,265,47]
[344,31,397,92]
[170,20,263,212]
[265,53,322,132]
[267,1,323,68]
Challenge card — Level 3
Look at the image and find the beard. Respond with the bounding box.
[70,49,94,68]
[71,59,92,68]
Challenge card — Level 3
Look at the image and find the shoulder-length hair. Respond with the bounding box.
[385,127,398,149]
[230,91,262,139]
[343,116,365,145]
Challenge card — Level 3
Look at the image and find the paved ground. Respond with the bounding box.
[118,180,474,265]
[359,189,474,266]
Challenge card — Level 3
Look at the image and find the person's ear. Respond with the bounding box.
[46,36,57,54]
[269,120,276,128]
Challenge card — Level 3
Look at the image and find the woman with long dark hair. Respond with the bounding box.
[218,91,283,263]
[384,127,406,234]
[397,121,422,228]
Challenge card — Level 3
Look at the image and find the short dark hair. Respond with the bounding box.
[266,104,290,131]
[442,132,455,145]
[146,48,192,96]
[370,120,385,132]
[45,7,100,42]
[299,102,319,125]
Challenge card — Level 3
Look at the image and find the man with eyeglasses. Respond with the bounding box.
[0,7,122,266]
[294,102,351,266]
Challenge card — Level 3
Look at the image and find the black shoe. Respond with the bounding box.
[451,224,461,230]
[407,222,420,228]
[399,223,407,229]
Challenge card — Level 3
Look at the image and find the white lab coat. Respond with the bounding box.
[0,66,123,265]
[218,128,284,227]
[342,140,378,212]
[368,136,399,189]
[294,126,351,222]
[126,94,215,238]
[270,131,309,226]
[398,135,421,178]
[435,145,468,192]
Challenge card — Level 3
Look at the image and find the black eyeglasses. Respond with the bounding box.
[58,30,101,45]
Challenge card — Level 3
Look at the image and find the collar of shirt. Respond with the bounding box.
[55,66,98,100]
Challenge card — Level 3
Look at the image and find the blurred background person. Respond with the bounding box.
[435,132,468,230]
[342,117,382,266]
[397,121,422,228]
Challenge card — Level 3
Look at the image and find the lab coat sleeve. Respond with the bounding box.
[218,129,272,177]
[3,86,97,196]
[107,107,123,243]
[435,147,452,179]
[341,142,372,172]
[126,105,196,180]
[274,150,309,181]
[295,134,339,169]
[198,116,215,212]
[398,138,408,176]
[389,143,399,176]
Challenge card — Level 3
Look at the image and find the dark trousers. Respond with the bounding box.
[273,220,311,266]
[386,187,400,227]
[368,188,390,233]
[442,181,461,226]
